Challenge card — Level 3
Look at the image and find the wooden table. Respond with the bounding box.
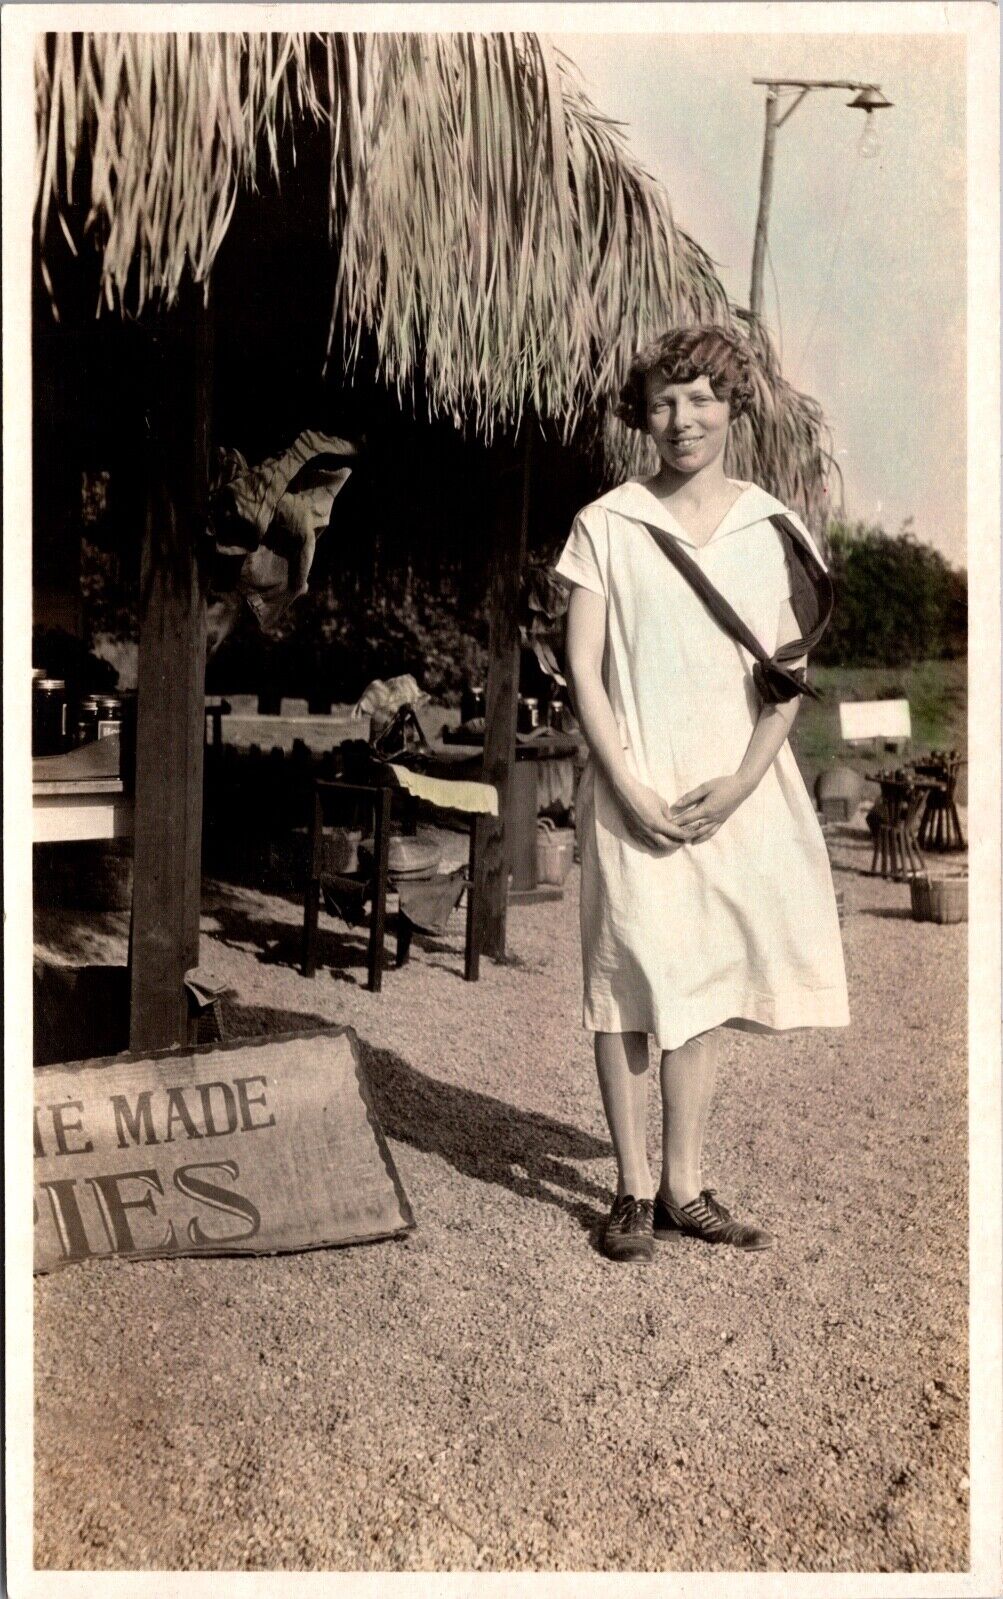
[33,738,134,844]
[428,732,582,893]
[33,778,133,844]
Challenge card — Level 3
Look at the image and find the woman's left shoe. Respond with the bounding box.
[602,1194,655,1261]
[653,1189,773,1252]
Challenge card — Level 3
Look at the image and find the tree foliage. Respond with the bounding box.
[204,564,488,709]
[817,520,967,666]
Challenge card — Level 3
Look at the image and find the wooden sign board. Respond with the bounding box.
[838,697,912,744]
[33,1027,414,1274]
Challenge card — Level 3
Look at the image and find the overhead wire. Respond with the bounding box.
[797,136,865,369]
[762,84,842,373]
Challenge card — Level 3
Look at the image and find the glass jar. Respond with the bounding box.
[95,695,123,738]
[517,696,540,734]
[33,679,67,756]
[73,697,100,747]
[462,684,486,723]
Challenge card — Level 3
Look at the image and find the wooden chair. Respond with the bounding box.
[301,778,486,991]
[868,773,926,880]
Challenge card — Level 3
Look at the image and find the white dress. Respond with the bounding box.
[554,477,850,1052]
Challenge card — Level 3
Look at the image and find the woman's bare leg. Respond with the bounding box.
[595,1031,651,1199]
[657,1029,721,1206]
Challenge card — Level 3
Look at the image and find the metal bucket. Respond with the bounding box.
[536,818,574,886]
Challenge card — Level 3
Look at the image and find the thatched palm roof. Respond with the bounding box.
[34,31,832,524]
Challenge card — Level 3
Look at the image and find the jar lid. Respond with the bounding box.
[95,695,122,707]
[36,679,65,690]
[79,697,100,709]
[32,668,46,681]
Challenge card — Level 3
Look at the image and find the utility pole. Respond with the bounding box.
[749,88,780,324]
[749,79,892,322]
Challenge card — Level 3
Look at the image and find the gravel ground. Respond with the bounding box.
[33,822,968,1573]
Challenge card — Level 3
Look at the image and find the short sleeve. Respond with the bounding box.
[776,536,794,607]
[553,510,607,598]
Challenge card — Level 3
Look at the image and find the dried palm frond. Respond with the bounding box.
[35,30,833,526]
[327,37,734,438]
[323,35,829,524]
[35,32,324,312]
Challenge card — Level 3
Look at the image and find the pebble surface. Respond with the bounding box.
[33,825,968,1572]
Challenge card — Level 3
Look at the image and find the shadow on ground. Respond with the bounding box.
[858,907,916,920]
[33,910,612,1231]
[208,898,368,982]
[364,1039,612,1230]
[224,1000,612,1230]
[205,881,477,983]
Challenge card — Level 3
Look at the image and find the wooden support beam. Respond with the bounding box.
[474,430,533,959]
[129,293,212,1051]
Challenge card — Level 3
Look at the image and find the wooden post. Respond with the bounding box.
[749,88,779,321]
[474,429,533,959]
[129,291,212,1051]
[367,787,392,993]
[464,813,483,982]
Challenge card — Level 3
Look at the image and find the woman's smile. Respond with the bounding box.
[644,372,731,476]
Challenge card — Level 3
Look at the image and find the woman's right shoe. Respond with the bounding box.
[602,1194,655,1261]
[653,1189,773,1251]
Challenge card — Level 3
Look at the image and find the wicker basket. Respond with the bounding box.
[909,871,968,924]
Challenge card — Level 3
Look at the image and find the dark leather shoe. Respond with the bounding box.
[602,1194,655,1262]
[653,1189,773,1252]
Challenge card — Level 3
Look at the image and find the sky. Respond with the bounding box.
[559,31,967,566]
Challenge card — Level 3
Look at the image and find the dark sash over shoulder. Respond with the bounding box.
[640,513,834,704]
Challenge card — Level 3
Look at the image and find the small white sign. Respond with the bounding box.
[838,698,912,744]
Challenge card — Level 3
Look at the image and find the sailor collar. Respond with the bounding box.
[594,477,799,552]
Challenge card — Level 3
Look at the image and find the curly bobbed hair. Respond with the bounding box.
[614,324,757,431]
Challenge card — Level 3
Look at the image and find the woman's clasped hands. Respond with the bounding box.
[616,773,752,849]
[671,774,752,843]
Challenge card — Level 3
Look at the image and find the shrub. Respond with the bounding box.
[817,520,967,667]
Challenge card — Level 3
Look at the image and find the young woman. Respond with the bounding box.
[555,326,849,1262]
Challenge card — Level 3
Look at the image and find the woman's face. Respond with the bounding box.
[644,371,731,475]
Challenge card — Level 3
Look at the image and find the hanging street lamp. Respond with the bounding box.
[749,78,894,320]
